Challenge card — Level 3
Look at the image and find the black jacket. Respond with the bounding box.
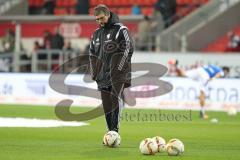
[89,12,134,90]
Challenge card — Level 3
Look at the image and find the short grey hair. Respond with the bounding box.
[94,4,110,16]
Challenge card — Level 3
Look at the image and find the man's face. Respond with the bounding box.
[95,13,109,26]
[223,69,229,78]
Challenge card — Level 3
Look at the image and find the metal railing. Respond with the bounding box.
[133,32,158,52]
[0,52,13,72]
[0,49,83,73]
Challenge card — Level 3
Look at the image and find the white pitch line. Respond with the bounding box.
[0,117,89,128]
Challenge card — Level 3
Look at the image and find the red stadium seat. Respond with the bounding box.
[98,0,105,5]
[70,8,76,14]
[30,0,44,7]
[54,8,67,15]
[125,7,132,15]
[112,0,120,7]
[140,0,151,6]
[90,0,99,6]
[202,0,209,4]
[177,0,186,5]
[143,0,157,6]
[56,0,75,7]
[142,7,154,16]
[62,0,69,7]
[55,0,77,14]
[118,8,131,15]
[129,0,137,5]
[29,0,34,6]
[177,6,192,16]
[39,0,45,6]
[56,0,64,7]
[69,0,78,7]
[104,0,113,6]
[152,0,158,4]
[89,8,94,15]
[120,0,129,6]
[110,8,118,14]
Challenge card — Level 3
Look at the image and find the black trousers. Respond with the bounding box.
[100,82,125,133]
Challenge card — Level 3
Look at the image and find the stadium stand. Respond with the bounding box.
[1,0,239,73]
[28,0,209,16]
[55,0,78,15]
[28,0,44,7]
[159,0,240,52]
[203,25,240,52]
[0,0,23,15]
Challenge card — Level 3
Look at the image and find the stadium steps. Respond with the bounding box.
[158,0,240,52]
[186,0,240,52]
[0,0,28,15]
[203,26,240,52]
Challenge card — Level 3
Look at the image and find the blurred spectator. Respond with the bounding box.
[226,31,240,52]
[51,28,64,50]
[222,66,230,78]
[154,0,176,28]
[41,0,55,15]
[167,58,179,76]
[63,40,75,72]
[28,1,42,15]
[151,10,165,51]
[83,41,90,55]
[32,40,47,71]
[76,0,89,15]
[1,29,15,53]
[33,40,42,51]
[0,58,11,72]
[151,9,165,33]
[51,28,64,65]
[131,4,141,15]
[64,41,73,51]
[43,30,52,49]
[32,40,46,60]
[136,16,152,51]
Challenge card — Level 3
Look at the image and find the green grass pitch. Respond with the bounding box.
[0,104,240,160]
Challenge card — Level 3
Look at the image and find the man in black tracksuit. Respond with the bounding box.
[89,4,133,133]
